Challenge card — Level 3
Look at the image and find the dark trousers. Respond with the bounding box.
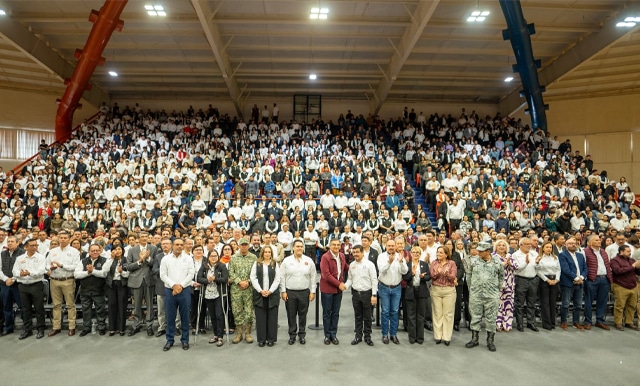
[80,291,107,332]
[515,276,539,327]
[425,293,432,323]
[190,290,207,330]
[539,280,559,329]
[560,284,583,324]
[1,284,22,332]
[351,289,372,339]
[584,276,610,325]
[205,296,224,337]
[304,246,317,262]
[108,281,128,332]
[285,289,310,338]
[255,298,278,343]
[321,291,342,339]
[405,291,427,343]
[463,280,471,324]
[165,287,190,345]
[130,282,154,329]
[18,282,45,332]
[454,284,463,325]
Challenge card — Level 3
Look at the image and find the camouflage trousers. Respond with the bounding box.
[231,286,254,325]
[469,295,499,333]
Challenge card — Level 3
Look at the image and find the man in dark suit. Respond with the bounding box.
[402,248,430,344]
[125,232,158,336]
[558,236,588,330]
[582,234,612,330]
[0,236,25,336]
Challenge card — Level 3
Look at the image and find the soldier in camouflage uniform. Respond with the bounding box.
[229,238,258,343]
[465,241,504,352]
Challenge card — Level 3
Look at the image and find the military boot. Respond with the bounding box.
[487,332,496,352]
[232,325,244,344]
[244,323,254,343]
[465,331,479,348]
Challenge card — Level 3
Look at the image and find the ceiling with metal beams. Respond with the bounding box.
[1,0,640,115]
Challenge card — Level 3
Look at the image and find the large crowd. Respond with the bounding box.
[0,102,639,351]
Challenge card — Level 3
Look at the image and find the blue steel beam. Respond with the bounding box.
[500,0,548,131]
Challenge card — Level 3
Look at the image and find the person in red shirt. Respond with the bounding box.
[609,245,640,331]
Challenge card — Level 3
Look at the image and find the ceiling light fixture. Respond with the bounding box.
[467,10,490,23]
[504,77,514,82]
[310,7,329,20]
[145,4,166,17]
[309,74,317,80]
[108,71,118,77]
[0,9,6,16]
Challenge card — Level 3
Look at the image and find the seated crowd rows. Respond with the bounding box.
[0,103,638,351]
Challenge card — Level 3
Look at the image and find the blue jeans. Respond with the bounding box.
[560,284,583,324]
[1,285,22,332]
[583,276,610,325]
[165,287,191,345]
[378,283,402,337]
[321,292,342,338]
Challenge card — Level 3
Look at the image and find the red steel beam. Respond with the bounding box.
[54,0,127,142]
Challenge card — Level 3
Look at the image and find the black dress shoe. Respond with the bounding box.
[527,324,539,332]
[155,330,166,337]
[36,331,44,339]
[163,342,173,351]
[288,337,296,345]
[147,327,154,336]
[324,337,331,345]
[119,332,126,336]
[435,339,442,344]
[1,330,13,336]
[267,341,275,347]
[382,336,389,344]
[299,338,306,345]
[128,327,141,336]
[351,337,362,345]
[365,338,374,346]
[331,337,339,345]
[19,331,33,340]
[182,343,189,350]
[258,341,266,347]
[109,331,116,337]
[425,321,433,331]
[443,340,450,346]
[79,330,90,337]
[99,330,106,336]
[516,325,524,332]
[391,336,400,345]
[454,324,460,332]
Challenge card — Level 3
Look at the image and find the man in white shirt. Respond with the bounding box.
[277,223,294,255]
[377,239,408,344]
[46,230,81,337]
[160,238,194,351]
[345,245,378,346]
[36,231,51,256]
[280,240,316,345]
[12,239,47,339]
[512,237,539,332]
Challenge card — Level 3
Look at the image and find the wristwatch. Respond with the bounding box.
[371,294,377,297]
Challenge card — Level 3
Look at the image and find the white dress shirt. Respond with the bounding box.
[250,261,281,293]
[160,252,195,289]
[345,259,378,295]
[377,252,408,286]
[46,245,81,279]
[279,254,316,292]
[11,252,46,284]
[512,249,538,278]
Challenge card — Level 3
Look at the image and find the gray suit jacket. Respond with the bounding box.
[125,244,158,288]
[152,249,168,296]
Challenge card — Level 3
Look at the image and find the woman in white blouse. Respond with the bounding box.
[535,241,561,330]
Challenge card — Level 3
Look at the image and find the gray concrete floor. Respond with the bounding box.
[1,291,638,386]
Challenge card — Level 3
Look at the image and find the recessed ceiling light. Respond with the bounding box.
[467,10,490,23]
[145,4,166,16]
[504,77,514,82]
[309,74,317,80]
[108,71,118,77]
[624,16,640,22]
[616,21,636,27]
[310,7,328,20]
[0,9,6,16]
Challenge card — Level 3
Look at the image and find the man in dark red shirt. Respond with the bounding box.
[609,245,640,331]
[319,239,348,345]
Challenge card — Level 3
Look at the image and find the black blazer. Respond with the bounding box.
[402,260,431,298]
[451,251,465,286]
[196,261,229,296]
[365,248,379,275]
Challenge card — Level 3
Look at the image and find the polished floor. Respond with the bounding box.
[2,292,638,386]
